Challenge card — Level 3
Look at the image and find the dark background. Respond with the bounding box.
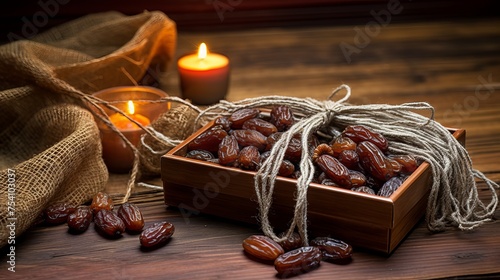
[1,0,498,42]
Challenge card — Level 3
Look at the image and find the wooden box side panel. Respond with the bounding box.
[162,153,395,228]
[389,194,428,252]
[164,182,392,253]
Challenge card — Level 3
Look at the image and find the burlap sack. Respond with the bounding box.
[0,11,177,248]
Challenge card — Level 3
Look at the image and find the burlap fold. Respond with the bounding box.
[0,10,177,248]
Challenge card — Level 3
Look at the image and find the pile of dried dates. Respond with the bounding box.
[242,233,352,277]
[186,105,420,197]
[40,192,175,249]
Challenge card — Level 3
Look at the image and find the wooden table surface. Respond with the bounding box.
[2,17,500,279]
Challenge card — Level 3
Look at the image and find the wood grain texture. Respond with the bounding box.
[1,0,497,39]
[2,17,500,279]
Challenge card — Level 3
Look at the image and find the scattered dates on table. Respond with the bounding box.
[40,192,175,250]
[186,106,420,197]
[242,234,353,277]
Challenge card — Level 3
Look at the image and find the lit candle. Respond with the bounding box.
[109,101,151,130]
[91,86,169,173]
[177,42,230,105]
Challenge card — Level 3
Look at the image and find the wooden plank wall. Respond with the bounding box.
[1,0,498,42]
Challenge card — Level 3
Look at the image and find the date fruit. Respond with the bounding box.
[231,129,267,151]
[377,176,405,197]
[338,149,359,170]
[310,237,353,262]
[186,150,214,161]
[349,170,367,187]
[242,118,278,137]
[331,136,357,157]
[242,235,285,261]
[274,246,322,277]
[188,127,228,153]
[229,108,260,129]
[265,132,302,163]
[260,151,295,177]
[218,135,240,166]
[389,155,419,174]
[117,202,145,233]
[315,154,352,188]
[270,105,295,131]
[94,209,125,238]
[67,205,93,233]
[351,186,376,195]
[278,232,303,252]
[342,125,388,152]
[312,143,334,162]
[140,221,175,248]
[214,116,232,131]
[238,146,260,170]
[44,202,77,225]
[357,141,397,181]
[90,191,114,214]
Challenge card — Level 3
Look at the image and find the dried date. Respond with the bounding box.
[229,108,260,129]
[312,143,334,162]
[242,235,284,261]
[242,118,278,137]
[140,221,175,248]
[265,132,302,163]
[349,170,367,187]
[321,178,341,187]
[270,105,295,131]
[338,149,359,170]
[284,137,302,163]
[90,191,114,214]
[274,246,322,277]
[260,151,295,177]
[67,205,93,233]
[231,129,267,151]
[117,202,144,233]
[44,202,77,225]
[218,135,240,166]
[315,154,352,188]
[389,155,419,174]
[278,232,303,252]
[357,141,398,181]
[331,136,356,157]
[278,159,295,177]
[214,116,232,131]
[238,146,260,170]
[377,176,405,197]
[342,125,388,152]
[188,127,228,153]
[186,150,214,161]
[351,186,376,195]
[94,209,125,238]
[310,237,353,262]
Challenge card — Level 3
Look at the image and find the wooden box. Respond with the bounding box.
[161,120,465,254]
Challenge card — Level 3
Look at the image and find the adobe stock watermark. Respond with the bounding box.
[178,170,236,224]
[442,73,495,128]
[206,0,243,22]
[6,0,71,42]
[6,168,17,273]
[339,0,405,64]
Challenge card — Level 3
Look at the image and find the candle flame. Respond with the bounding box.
[198,43,207,60]
[127,100,135,115]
